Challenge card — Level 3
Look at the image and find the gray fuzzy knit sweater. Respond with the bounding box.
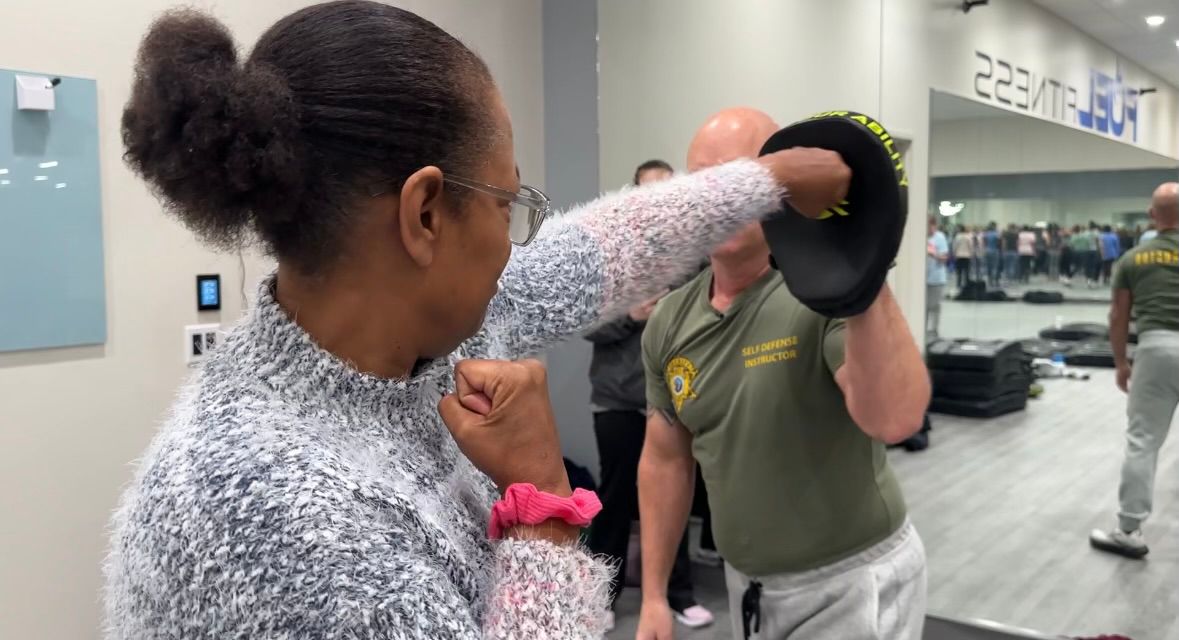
[104,160,783,639]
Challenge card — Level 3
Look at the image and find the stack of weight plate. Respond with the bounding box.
[927,339,1031,418]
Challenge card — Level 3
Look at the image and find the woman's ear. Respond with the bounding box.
[399,166,447,267]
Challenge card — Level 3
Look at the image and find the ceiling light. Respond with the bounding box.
[1175,39,1179,48]
[938,201,965,217]
[1145,15,1166,27]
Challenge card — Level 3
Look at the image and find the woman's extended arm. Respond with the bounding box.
[484,159,784,359]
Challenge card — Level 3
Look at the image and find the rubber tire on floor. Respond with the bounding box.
[1039,322,1109,342]
[1019,338,1076,359]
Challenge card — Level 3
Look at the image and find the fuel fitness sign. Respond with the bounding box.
[973,51,1143,143]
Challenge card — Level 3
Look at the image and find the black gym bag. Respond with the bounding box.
[984,290,1009,302]
[952,280,1011,302]
[1023,290,1064,304]
[955,280,987,301]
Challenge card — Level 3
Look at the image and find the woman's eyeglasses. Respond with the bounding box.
[443,175,551,246]
[371,174,551,247]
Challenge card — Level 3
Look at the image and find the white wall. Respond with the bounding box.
[922,1,1179,160]
[541,0,603,479]
[598,0,884,189]
[597,0,903,322]
[0,2,543,638]
[931,116,1178,177]
[597,0,1179,342]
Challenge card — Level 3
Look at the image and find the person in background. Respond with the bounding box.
[1034,225,1049,276]
[1002,223,1020,284]
[1066,224,1090,287]
[953,224,975,291]
[1100,224,1122,285]
[1047,224,1063,281]
[1017,225,1037,284]
[1059,227,1074,284]
[982,222,1001,289]
[1085,222,1103,288]
[1118,225,1135,255]
[1073,223,1096,288]
[972,228,986,281]
[927,216,950,338]
[1140,222,1158,245]
[584,159,714,632]
[1090,182,1179,560]
[637,107,929,640]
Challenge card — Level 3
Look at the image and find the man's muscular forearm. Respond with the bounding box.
[637,409,695,603]
[839,285,931,443]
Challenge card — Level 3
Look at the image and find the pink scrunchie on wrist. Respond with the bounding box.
[488,483,603,539]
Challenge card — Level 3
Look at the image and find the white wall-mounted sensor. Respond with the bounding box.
[15,75,56,111]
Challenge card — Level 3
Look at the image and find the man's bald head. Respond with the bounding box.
[1150,181,1179,229]
[687,107,779,172]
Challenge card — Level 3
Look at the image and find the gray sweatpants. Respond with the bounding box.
[926,284,945,338]
[725,522,927,640]
[1118,330,1179,533]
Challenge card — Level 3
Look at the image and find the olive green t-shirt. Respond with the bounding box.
[642,268,907,576]
[1112,229,1179,334]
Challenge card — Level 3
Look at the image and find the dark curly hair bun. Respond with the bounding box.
[122,9,304,250]
[122,1,494,272]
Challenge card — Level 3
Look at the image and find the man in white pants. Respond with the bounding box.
[1090,182,1179,559]
[634,107,931,640]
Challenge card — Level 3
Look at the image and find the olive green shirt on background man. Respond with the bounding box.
[1113,229,1179,333]
[643,268,907,577]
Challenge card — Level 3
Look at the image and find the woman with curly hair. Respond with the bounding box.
[103,2,849,638]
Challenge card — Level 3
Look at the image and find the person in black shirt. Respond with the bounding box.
[584,159,714,632]
[1002,224,1020,284]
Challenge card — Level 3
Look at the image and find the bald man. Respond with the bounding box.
[1091,182,1179,560]
[636,107,930,640]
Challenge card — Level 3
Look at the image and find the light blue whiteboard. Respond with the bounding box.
[0,69,106,352]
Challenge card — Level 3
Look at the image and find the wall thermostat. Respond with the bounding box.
[196,274,221,311]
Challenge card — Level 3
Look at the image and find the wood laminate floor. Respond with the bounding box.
[894,369,1179,640]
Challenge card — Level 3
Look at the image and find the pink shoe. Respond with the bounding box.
[674,604,715,628]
